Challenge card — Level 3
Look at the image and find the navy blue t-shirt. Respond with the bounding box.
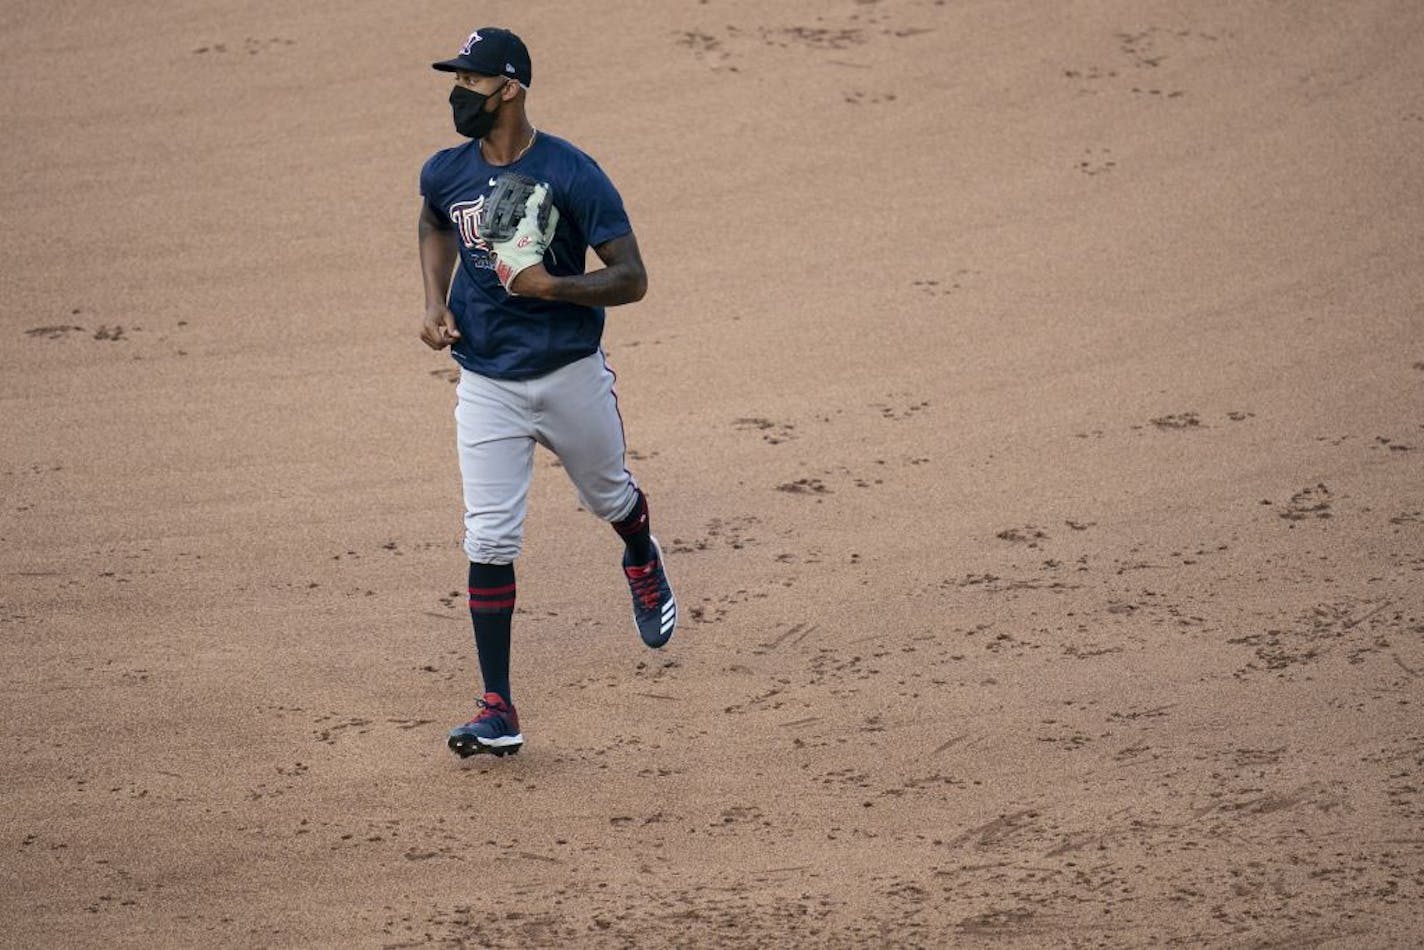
[420,132,632,380]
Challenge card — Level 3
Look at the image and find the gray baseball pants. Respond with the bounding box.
[455,349,639,565]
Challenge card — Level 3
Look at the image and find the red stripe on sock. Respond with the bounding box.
[468,584,516,596]
[469,598,516,610]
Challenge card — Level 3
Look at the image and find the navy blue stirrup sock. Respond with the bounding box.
[467,561,515,704]
[612,489,654,564]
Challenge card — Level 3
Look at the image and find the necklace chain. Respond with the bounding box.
[514,127,537,162]
[483,127,537,165]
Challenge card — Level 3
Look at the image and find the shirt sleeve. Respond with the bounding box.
[563,155,632,249]
[419,153,439,198]
[419,154,455,231]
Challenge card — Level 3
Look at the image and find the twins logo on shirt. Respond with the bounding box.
[449,198,494,266]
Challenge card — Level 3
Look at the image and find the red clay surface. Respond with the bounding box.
[3,0,1422,946]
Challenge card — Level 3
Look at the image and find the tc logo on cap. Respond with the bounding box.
[460,31,483,55]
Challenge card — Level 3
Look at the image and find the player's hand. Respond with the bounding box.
[420,303,461,350]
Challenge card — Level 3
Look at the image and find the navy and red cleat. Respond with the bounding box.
[623,536,677,648]
[448,692,522,758]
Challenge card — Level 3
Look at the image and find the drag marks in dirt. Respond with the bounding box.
[1109,408,1256,436]
[315,537,461,607]
[1076,409,1254,439]
[20,313,196,358]
[714,616,943,733]
[192,37,295,57]
[911,268,978,297]
[772,458,906,498]
[871,394,931,421]
[329,538,445,562]
[907,765,1404,944]
[1372,434,1415,453]
[1363,736,1424,825]
[732,397,931,504]
[731,416,796,444]
[24,324,87,340]
[1226,598,1412,681]
[1061,26,1228,183]
[1,460,67,530]
[3,544,209,631]
[913,567,1424,940]
[667,514,761,555]
[252,699,441,755]
[917,507,1421,702]
[15,835,148,918]
[841,89,897,106]
[672,29,735,72]
[673,0,937,80]
[1062,26,1225,101]
[394,886,868,949]
[753,620,817,655]
[686,583,777,626]
[322,812,487,865]
[957,568,1084,599]
[26,323,135,342]
[381,535,1416,947]
[311,714,375,746]
[243,760,312,802]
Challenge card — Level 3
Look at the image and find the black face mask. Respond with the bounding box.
[449,82,505,139]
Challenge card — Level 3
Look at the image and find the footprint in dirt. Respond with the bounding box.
[996,525,1048,546]
[733,417,796,444]
[1076,148,1116,175]
[1149,411,1202,430]
[777,477,830,495]
[193,37,295,56]
[872,398,930,420]
[1270,483,1333,521]
[843,89,897,105]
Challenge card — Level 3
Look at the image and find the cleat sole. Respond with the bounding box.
[448,735,483,759]
[448,734,523,759]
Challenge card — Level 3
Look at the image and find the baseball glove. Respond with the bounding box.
[479,173,559,293]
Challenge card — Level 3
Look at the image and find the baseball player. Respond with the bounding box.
[417,27,677,758]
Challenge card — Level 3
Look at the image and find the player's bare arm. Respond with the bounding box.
[509,232,648,306]
[418,201,461,349]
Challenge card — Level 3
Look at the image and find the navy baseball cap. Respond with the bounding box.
[432,27,532,86]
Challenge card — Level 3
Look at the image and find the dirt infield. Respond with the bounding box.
[3,0,1422,946]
